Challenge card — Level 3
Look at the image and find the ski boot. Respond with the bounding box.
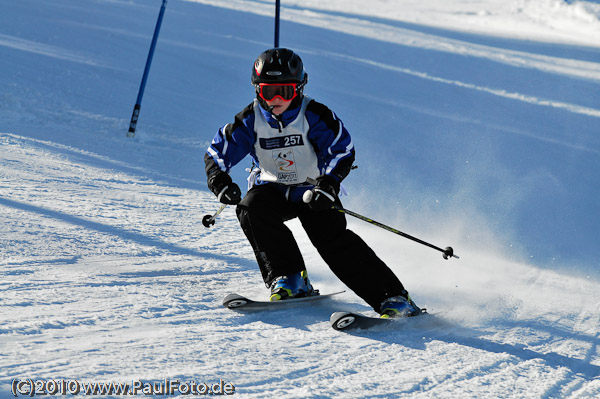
[270,270,315,301]
[379,295,422,318]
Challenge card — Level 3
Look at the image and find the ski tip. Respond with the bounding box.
[330,311,357,331]
[222,293,250,309]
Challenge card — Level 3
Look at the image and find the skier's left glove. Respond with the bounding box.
[303,175,340,211]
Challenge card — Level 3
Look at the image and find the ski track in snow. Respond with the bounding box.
[0,33,112,68]
[188,0,600,80]
[188,0,600,120]
[2,0,600,397]
[316,50,600,119]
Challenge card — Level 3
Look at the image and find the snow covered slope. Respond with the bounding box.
[1,0,599,398]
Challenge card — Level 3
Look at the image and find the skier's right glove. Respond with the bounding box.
[207,171,242,205]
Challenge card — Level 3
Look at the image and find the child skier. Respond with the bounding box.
[205,48,420,318]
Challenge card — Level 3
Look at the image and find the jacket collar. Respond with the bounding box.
[257,98,303,129]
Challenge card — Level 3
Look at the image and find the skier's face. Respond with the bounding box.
[257,83,297,115]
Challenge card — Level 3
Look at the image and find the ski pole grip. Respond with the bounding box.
[302,190,313,203]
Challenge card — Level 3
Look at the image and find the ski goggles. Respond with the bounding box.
[257,83,298,102]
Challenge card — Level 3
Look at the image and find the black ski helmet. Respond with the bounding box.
[251,48,308,93]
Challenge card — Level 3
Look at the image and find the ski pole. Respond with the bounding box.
[274,0,280,47]
[127,0,168,137]
[335,206,458,259]
[303,179,458,259]
[202,204,227,228]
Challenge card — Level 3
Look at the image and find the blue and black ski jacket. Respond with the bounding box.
[205,96,355,202]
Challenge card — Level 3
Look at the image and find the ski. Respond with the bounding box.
[330,309,428,331]
[223,291,345,311]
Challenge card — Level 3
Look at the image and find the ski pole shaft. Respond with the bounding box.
[274,0,280,47]
[335,206,459,260]
[202,204,227,228]
[302,179,458,259]
[127,0,168,137]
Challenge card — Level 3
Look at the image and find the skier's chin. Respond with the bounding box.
[266,100,290,116]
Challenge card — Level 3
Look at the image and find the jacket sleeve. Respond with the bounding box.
[305,100,355,183]
[204,103,256,181]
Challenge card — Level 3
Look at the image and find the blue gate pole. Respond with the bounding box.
[274,0,280,47]
[127,0,168,138]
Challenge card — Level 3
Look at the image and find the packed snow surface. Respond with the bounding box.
[1,0,599,398]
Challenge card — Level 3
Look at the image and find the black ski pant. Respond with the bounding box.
[236,184,407,312]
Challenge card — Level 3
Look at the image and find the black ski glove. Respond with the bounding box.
[207,171,242,205]
[303,175,340,211]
